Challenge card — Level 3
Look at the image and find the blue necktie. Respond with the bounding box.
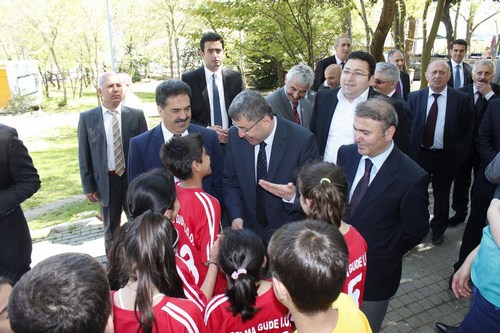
[454,65,461,89]
[212,74,222,126]
[256,142,268,227]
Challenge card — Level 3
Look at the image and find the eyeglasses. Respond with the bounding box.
[342,69,370,78]
[374,79,392,85]
[232,117,264,134]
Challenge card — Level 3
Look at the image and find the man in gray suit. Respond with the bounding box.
[78,72,147,255]
[266,64,314,129]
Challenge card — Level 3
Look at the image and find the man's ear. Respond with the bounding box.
[198,50,204,58]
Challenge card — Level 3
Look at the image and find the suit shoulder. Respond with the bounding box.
[182,67,203,80]
[222,67,242,77]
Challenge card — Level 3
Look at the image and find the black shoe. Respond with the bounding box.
[432,233,444,246]
[436,322,459,333]
[448,274,453,290]
[449,212,466,227]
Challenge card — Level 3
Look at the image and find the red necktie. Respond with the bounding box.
[423,93,440,148]
[292,101,301,125]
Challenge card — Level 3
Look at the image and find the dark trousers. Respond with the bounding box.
[418,149,455,236]
[101,173,130,255]
[451,150,480,216]
[453,169,495,271]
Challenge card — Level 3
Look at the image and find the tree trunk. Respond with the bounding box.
[370,0,397,62]
[405,16,416,72]
[441,0,455,51]
[358,0,371,51]
[422,0,432,54]
[392,0,406,51]
[420,0,447,89]
[49,46,67,105]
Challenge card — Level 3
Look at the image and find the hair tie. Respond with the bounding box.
[320,178,331,184]
[231,268,247,280]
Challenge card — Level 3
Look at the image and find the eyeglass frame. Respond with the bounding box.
[342,69,370,78]
[232,116,265,134]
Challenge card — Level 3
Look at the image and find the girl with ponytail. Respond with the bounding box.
[297,161,368,309]
[204,229,292,332]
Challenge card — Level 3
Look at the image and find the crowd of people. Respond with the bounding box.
[1,31,500,332]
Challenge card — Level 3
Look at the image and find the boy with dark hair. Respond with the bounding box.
[8,253,113,333]
[161,133,225,294]
[268,219,371,333]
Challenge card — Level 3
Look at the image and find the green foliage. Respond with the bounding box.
[247,56,279,90]
[4,94,35,114]
[191,0,342,89]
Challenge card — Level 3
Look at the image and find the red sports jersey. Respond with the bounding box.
[342,226,368,308]
[176,254,207,311]
[174,185,226,295]
[204,285,293,333]
[112,291,206,333]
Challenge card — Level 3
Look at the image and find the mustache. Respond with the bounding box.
[175,117,189,123]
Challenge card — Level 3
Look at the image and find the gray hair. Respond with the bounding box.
[375,62,400,82]
[334,36,351,47]
[285,64,314,88]
[228,90,273,122]
[387,49,403,61]
[355,96,398,131]
[97,72,118,89]
[473,59,495,75]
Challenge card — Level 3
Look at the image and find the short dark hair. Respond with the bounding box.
[155,80,192,108]
[451,39,468,50]
[297,162,348,228]
[161,133,204,180]
[355,96,398,131]
[219,228,267,322]
[268,220,348,315]
[200,32,225,51]
[8,253,111,333]
[228,90,273,122]
[346,51,376,77]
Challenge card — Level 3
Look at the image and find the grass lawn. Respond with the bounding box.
[17,80,159,230]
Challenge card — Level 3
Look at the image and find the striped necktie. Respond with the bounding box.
[109,110,125,176]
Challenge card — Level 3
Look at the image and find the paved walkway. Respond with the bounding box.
[30,215,471,332]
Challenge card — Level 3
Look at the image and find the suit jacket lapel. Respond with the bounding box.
[196,67,210,112]
[278,88,294,121]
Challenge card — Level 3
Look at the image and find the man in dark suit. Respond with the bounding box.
[0,124,40,283]
[312,36,352,91]
[337,97,429,333]
[451,98,500,277]
[223,90,319,243]
[372,62,403,100]
[78,72,148,255]
[450,60,500,226]
[447,39,473,89]
[128,80,223,203]
[407,60,473,246]
[388,49,411,101]
[266,64,314,129]
[311,51,410,164]
[182,32,244,144]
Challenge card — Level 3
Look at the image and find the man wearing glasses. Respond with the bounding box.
[311,51,409,163]
[223,90,319,244]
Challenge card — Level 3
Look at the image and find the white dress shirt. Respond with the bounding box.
[204,67,229,128]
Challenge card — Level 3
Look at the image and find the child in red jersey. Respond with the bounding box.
[204,228,292,333]
[297,162,368,308]
[110,210,205,333]
[161,133,226,295]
